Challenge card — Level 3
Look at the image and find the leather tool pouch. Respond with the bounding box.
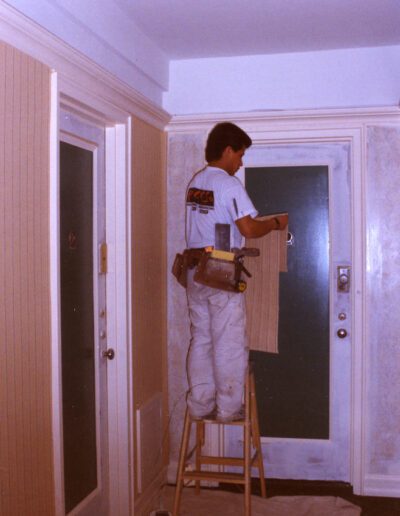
[172,249,204,288]
[172,252,187,288]
[194,253,247,293]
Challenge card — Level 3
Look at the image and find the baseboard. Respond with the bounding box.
[363,474,400,498]
[134,466,167,516]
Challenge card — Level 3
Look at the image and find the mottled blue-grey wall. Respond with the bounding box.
[166,132,207,476]
[366,126,400,479]
[166,123,400,495]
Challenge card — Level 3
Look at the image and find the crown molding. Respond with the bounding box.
[0,2,171,129]
[166,105,400,133]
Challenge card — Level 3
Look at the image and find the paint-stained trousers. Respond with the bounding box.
[186,269,249,419]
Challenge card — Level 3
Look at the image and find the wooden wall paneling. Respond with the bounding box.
[131,116,168,497]
[131,116,165,404]
[0,42,53,516]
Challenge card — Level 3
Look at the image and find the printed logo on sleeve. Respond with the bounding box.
[186,187,214,213]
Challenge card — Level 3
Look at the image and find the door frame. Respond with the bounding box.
[237,145,351,479]
[59,126,106,515]
[50,75,134,514]
[240,126,364,491]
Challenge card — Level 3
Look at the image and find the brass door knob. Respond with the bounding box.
[337,328,347,339]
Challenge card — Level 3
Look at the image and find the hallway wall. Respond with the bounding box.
[165,111,400,497]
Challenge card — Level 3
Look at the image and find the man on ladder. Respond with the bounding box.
[182,122,288,422]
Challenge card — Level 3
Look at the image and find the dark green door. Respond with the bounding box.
[59,112,108,515]
[245,166,329,439]
[60,141,97,512]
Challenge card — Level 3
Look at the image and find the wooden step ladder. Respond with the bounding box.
[173,365,266,516]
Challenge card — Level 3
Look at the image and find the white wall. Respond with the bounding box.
[164,45,400,115]
[5,2,400,116]
[4,0,169,105]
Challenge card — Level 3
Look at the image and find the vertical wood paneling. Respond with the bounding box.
[0,42,53,516]
[131,117,166,406]
[131,117,168,494]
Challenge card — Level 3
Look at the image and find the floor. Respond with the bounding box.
[222,478,400,516]
[163,484,361,515]
[161,480,400,516]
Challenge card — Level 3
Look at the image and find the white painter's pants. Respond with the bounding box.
[186,269,248,419]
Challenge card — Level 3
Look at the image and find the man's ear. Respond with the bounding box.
[223,145,233,157]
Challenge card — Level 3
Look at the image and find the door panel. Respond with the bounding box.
[246,166,329,439]
[230,142,351,481]
[60,111,108,514]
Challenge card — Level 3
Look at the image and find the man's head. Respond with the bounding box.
[205,122,252,163]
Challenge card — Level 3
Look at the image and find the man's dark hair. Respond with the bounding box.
[205,122,252,162]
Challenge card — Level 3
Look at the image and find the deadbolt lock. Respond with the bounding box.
[102,348,115,360]
[337,266,351,293]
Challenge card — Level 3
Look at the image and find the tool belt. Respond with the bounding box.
[172,247,259,292]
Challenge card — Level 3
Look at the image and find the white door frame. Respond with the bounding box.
[104,120,134,515]
[50,75,134,514]
[235,139,353,481]
[240,126,364,492]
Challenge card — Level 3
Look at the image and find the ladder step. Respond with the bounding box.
[192,415,246,426]
[198,453,259,467]
[182,470,246,484]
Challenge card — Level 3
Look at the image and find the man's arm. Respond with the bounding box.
[235,214,288,239]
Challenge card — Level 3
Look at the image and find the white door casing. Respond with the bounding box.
[59,110,108,514]
[51,94,133,515]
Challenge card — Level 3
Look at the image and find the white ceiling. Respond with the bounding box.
[115,0,400,60]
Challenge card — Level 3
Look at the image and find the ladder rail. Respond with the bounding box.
[172,367,266,516]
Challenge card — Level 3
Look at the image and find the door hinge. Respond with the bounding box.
[99,242,108,274]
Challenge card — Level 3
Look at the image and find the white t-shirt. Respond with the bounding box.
[185,166,258,249]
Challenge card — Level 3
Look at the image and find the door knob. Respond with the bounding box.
[337,328,347,339]
[102,348,115,360]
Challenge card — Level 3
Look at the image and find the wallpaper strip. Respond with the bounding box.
[245,220,287,354]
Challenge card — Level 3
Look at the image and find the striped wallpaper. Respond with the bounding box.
[131,116,168,498]
[0,42,54,515]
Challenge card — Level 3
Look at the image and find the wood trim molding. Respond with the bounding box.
[166,106,400,133]
[0,2,171,129]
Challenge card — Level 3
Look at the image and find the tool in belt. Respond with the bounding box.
[172,247,259,292]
